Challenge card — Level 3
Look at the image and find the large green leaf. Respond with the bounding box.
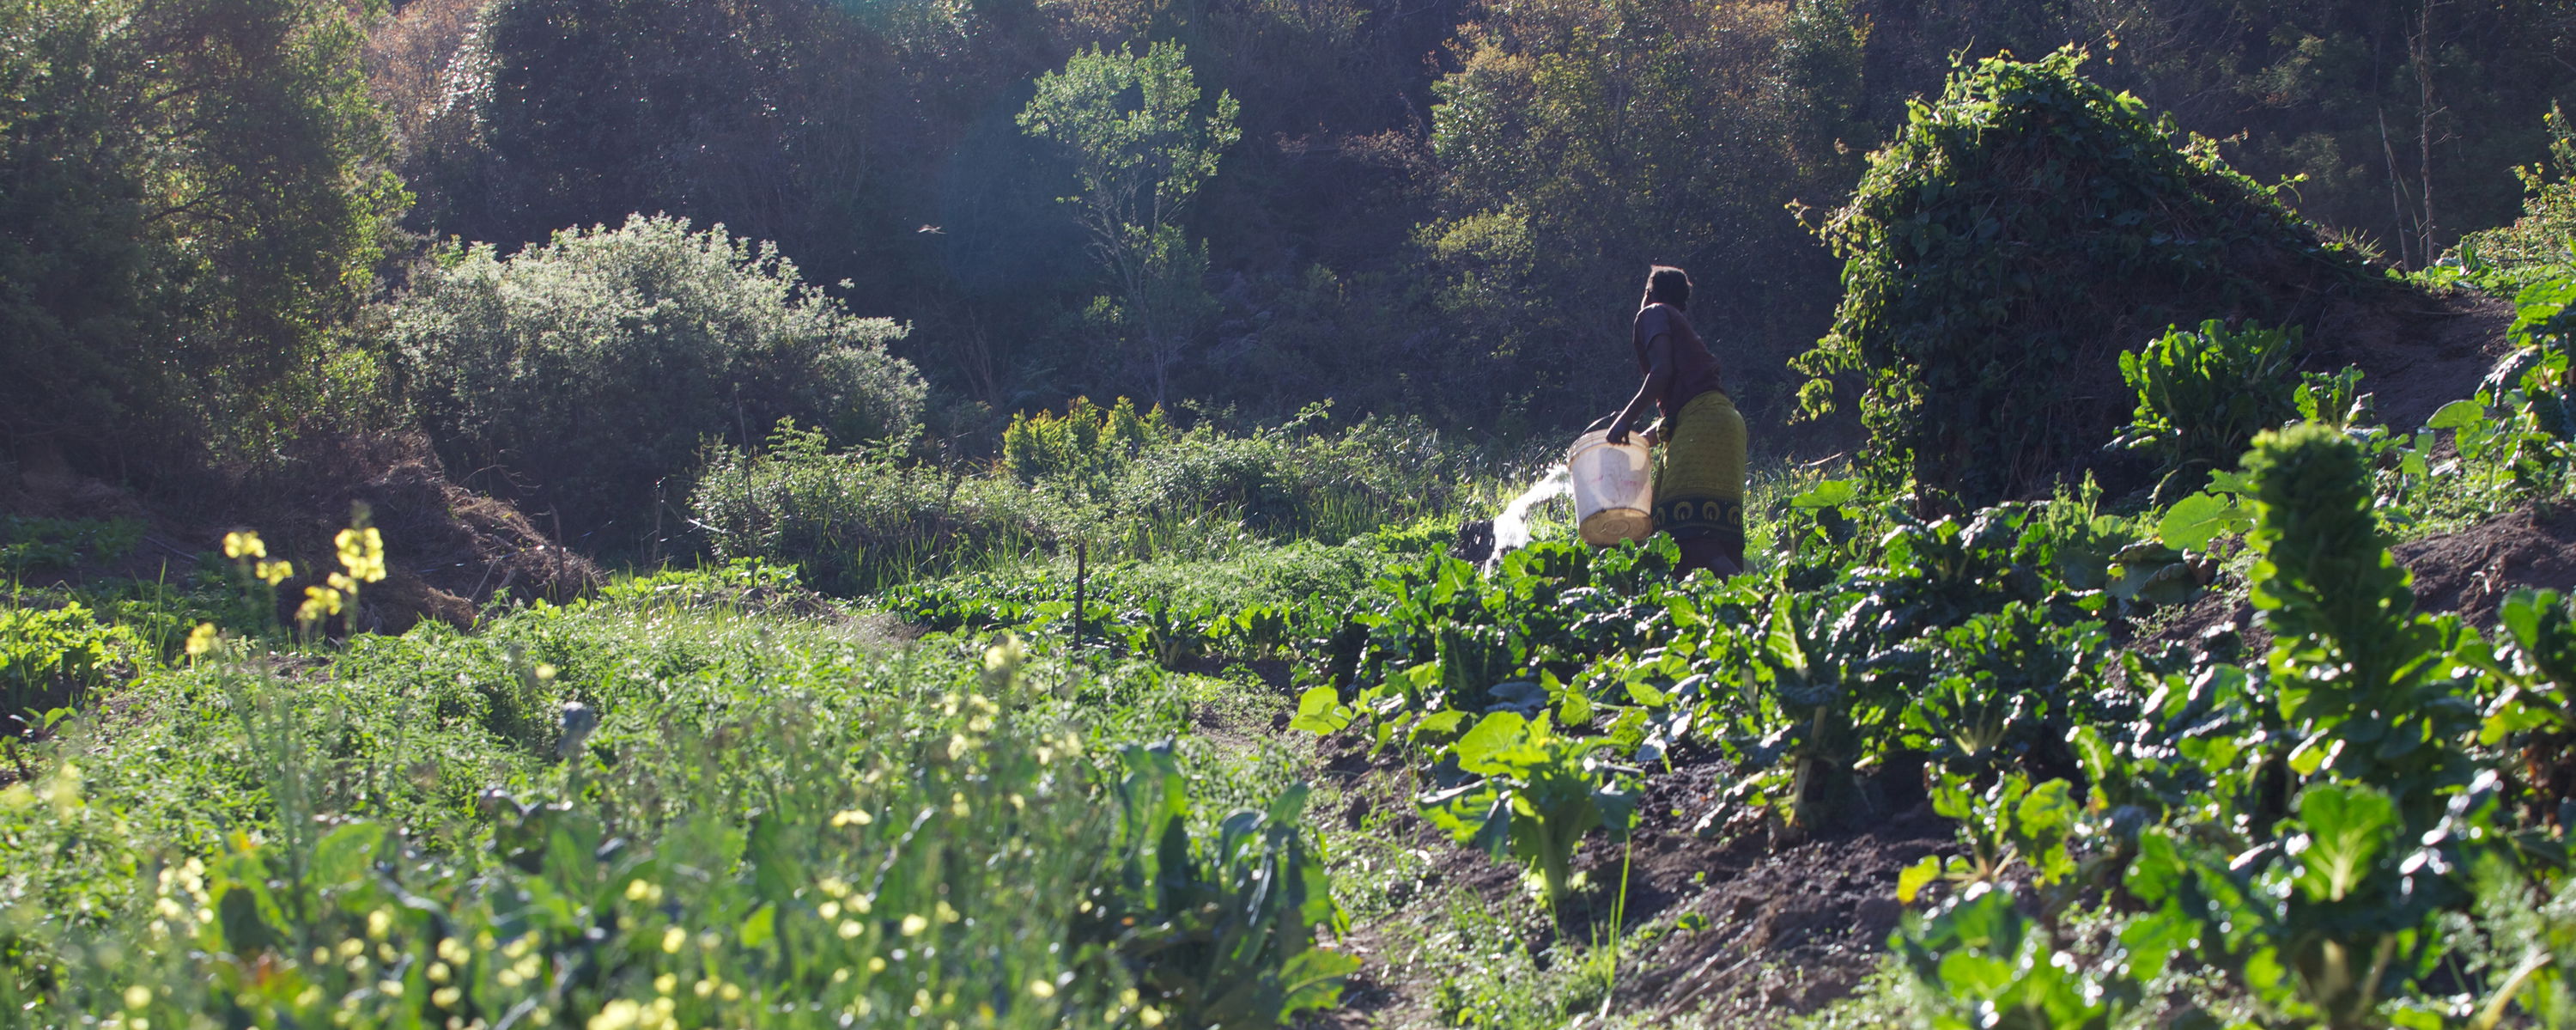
[2287,783,2397,904]
[2154,491,2246,551]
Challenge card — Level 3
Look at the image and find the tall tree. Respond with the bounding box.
[1019,40,1240,403]
[0,0,404,472]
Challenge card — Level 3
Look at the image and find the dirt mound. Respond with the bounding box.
[2312,289,2517,433]
[2394,502,2576,625]
[4,432,599,632]
[234,432,603,632]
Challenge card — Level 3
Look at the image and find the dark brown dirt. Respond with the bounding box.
[1310,747,1949,1028]
[2394,502,2576,625]
[4,431,600,632]
[2311,289,2516,435]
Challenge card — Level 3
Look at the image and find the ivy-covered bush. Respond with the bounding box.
[390,215,927,544]
[1792,48,2363,507]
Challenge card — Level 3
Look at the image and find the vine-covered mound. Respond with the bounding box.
[1794,47,2369,507]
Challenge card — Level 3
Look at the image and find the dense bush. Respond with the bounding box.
[1001,396,1170,485]
[1793,48,2365,507]
[391,215,926,543]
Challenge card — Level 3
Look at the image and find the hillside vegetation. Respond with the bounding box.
[13,3,2576,1028]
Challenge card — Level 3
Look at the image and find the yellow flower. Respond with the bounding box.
[837,919,863,939]
[935,901,959,924]
[1025,980,1055,1000]
[652,973,677,996]
[431,987,461,1009]
[184,624,218,658]
[367,909,392,939]
[693,980,714,999]
[817,876,850,897]
[899,914,928,936]
[336,527,386,583]
[1139,1006,1164,1027]
[256,560,295,586]
[659,927,685,954]
[587,999,640,1030]
[829,809,872,828]
[300,584,343,620]
[124,985,152,1009]
[818,901,840,920]
[718,983,741,1002]
[223,532,265,560]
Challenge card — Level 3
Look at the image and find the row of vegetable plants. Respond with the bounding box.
[867,277,2576,1023]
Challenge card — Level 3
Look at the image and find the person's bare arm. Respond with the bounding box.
[1608,320,1674,445]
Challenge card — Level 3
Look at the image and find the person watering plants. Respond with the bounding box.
[1605,265,1746,576]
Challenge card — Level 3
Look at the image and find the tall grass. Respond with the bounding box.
[690,415,1482,595]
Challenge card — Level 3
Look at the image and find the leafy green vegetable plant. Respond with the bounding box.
[1418,710,1637,905]
[2112,319,2303,503]
[1079,743,1357,1028]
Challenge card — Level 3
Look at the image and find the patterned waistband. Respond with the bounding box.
[1655,495,1742,544]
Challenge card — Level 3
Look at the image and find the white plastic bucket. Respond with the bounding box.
[1564,430,1654,547]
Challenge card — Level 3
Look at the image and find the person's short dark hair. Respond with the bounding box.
[1646,265,1691,308]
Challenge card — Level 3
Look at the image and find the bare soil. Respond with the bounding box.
[2311,289,2516,435]
[1305,736,1949,1028]
[2393,502,2576,625]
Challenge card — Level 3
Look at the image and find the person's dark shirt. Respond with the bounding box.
[1631,303,1726,418]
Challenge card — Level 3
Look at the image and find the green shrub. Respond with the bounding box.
[1002,396,1170,484]
[0,601,145,720]
[696,412,1467,596]
[0,0,404,469]
[1102,412,1465,546]
[2458,104,2576,290]
[1791,47,2362,506]
[391,215,926,543]
[2111,319,2302,502]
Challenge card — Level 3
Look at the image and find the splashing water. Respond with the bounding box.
[1488,466,1571,562]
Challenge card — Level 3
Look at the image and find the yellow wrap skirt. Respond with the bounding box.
[1655,390,1747,549]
